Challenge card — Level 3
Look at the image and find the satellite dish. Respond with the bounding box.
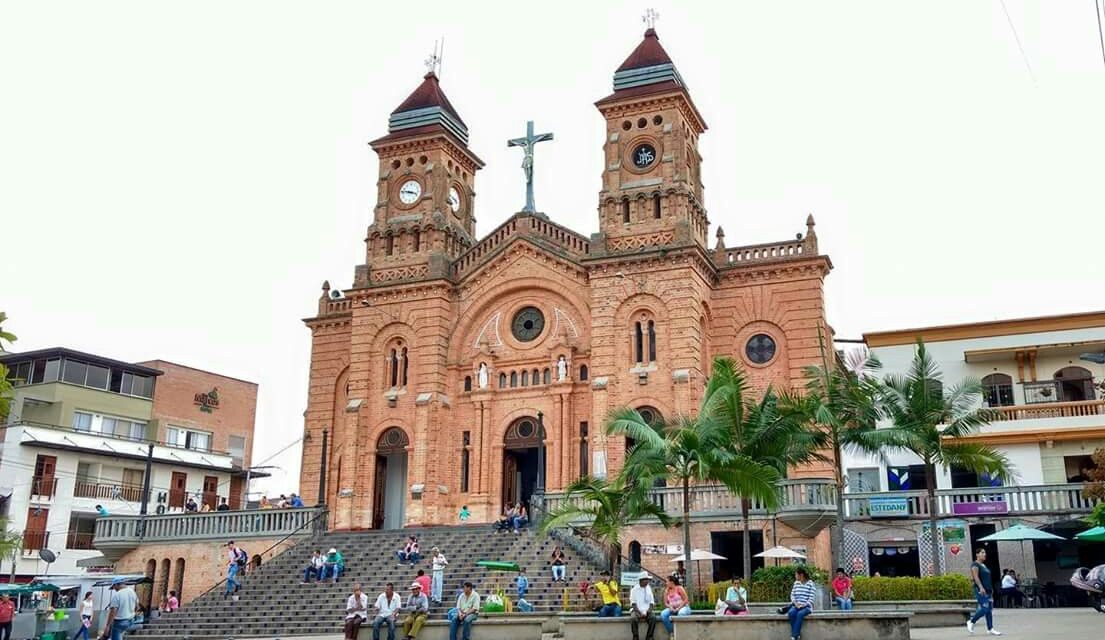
[38,549,56,564]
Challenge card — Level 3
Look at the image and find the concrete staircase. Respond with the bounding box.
[127,524,604,639]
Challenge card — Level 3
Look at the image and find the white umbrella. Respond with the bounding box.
[756,545,807,559]
[670,548,727,592]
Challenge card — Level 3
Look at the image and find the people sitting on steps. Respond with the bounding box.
[660,575,690,632]
[372,583,403,640]
[494,504,518,532]
[448,582,480,640]
[401,582,430,640]
[511,503,529,534]
[832,567,854,611]
[550,545,567,582]
[303,548,325,583]
[594,570,621,617]
[414,569,431,597]
[343,583,369,640]
[723,576,749,616]
[397,535,421,566]
[778,566,816,640]
[324,547,346,583]
[629,574,657,640]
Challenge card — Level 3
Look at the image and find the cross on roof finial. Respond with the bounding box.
[424,39,443,76]
[642,8,659,30]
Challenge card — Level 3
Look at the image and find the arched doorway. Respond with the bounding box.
[503,417,545,512]
[373,427,409,530]
[1054,366,1095,402]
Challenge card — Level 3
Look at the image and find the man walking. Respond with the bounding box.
[97,577,138,640]
[224,541,242,598]
[448,581,480,640]
[372,583,402,640]
[629,575,656,640]
[400,582,429,640]
[343,583,370,640]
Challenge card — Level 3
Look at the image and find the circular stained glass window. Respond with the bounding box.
[511,306,545,342]
[632,143,657,169]
[517,420,535,439]
[745,334,777,364]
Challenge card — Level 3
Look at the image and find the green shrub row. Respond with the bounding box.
[695,567,971,602]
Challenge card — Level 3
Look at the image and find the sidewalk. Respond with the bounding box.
[909,607,1103,639]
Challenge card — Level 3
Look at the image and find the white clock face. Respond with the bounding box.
[398,180,422,205]
[447,187,462,213]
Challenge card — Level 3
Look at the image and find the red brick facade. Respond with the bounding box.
[140,360,258,505]
[300,29,835,530]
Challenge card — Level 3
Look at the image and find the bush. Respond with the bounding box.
[748,565,830,602]
[852,574,972,601]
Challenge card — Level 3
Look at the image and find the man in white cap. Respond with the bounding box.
[400,581,430,640]
[97,577,138,640]
[324,547,345,583]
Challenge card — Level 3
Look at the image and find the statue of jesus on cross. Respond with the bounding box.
[507,120,553,214]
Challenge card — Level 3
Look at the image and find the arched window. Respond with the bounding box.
[173,558,185,601]
[1054,366,1095,402]
[622,200,631,223]
[510,372,518,388]
[385,234,394,256]
[413,229,421,252]
[532,369,540,384]
[543,368,551,385]
[400,347,409,387]
[521,370,529,386]
[629,540,642,564]
[388,349,398,388]
[464,376,472,392]
[981,373,1013,407]
[159,558,170,602]
[499,372,507,388]
[634,322,644,364]
[579,365,589,381]
[652,194,661,219]
[647,320,657,362]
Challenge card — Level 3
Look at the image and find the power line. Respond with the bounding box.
[1000,0,1036,83]
[1096,0,1105,69]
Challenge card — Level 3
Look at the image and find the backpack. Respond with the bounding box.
[236,548,248,567]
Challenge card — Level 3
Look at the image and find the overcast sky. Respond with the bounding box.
[3,1,1104,494]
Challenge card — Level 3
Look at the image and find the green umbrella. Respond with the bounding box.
[979,524,1066,576]
[1075,526,1105,542]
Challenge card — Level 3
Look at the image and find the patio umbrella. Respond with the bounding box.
[755,546,808,559]
[1074,526,1105,542]
[670,549,727,592]
[979,524,1066,575]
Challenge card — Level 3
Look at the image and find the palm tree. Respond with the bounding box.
[789,331,897,570]
[537,475,673,574]
[708,360,826,579]
[608,357,783,591]
[0,312,17,419]
[879,341,1015,575]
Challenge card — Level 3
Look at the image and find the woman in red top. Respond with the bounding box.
[832,567,854,610]
[0,593,14,640]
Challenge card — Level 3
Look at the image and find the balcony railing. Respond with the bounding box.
[991,399,1105,421]
[73,481,146,502]
[843,483,1098,520]
[30,477,57,499]
[537,478,837,522]
[93,506,328,548]
[66,531,95,550]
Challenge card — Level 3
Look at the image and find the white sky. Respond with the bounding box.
[2,1,1104,495]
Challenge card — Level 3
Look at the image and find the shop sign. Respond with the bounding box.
[194,387,220,413]
[868,496,910,518]
[951,501,1008,516]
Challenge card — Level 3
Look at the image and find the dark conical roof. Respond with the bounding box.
[616,28,674,72]
[391,72,467,128]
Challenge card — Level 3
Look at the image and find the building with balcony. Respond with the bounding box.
[0,347,258,580]
[840,311,1104,581]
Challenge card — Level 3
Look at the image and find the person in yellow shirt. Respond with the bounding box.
[594,570,622,617]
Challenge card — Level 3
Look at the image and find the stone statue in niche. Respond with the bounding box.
[557,355,568,382]
[478,362,489,389]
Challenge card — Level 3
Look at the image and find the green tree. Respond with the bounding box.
[708,359,825,580]
[608,357,783,591]
[789,331,898,570]
[879,341,1015,575]
[538,475,673,574]
[1081,447,1105,502]
[0,311,16,420]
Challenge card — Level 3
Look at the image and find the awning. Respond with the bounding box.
[75,555,113,569]
[964,339,1105,363]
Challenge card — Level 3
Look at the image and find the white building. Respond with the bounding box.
[1,348,252,578]
[839,311,1104,580]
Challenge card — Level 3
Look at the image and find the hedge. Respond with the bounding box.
[852,575,972,601]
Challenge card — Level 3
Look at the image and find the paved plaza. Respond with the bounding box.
[910,607,1103,639]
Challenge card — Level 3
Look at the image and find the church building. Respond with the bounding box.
[300,27,835,547]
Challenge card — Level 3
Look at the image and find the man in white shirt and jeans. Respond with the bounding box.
[343,583,370,640]
[372,583,403,640]
[629,575,657,640]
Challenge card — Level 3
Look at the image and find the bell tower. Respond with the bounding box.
[364,71,485,284]
[594,28,708,254]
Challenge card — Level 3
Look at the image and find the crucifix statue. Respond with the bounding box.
[643,8,659,29]
[507,120,553,213]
